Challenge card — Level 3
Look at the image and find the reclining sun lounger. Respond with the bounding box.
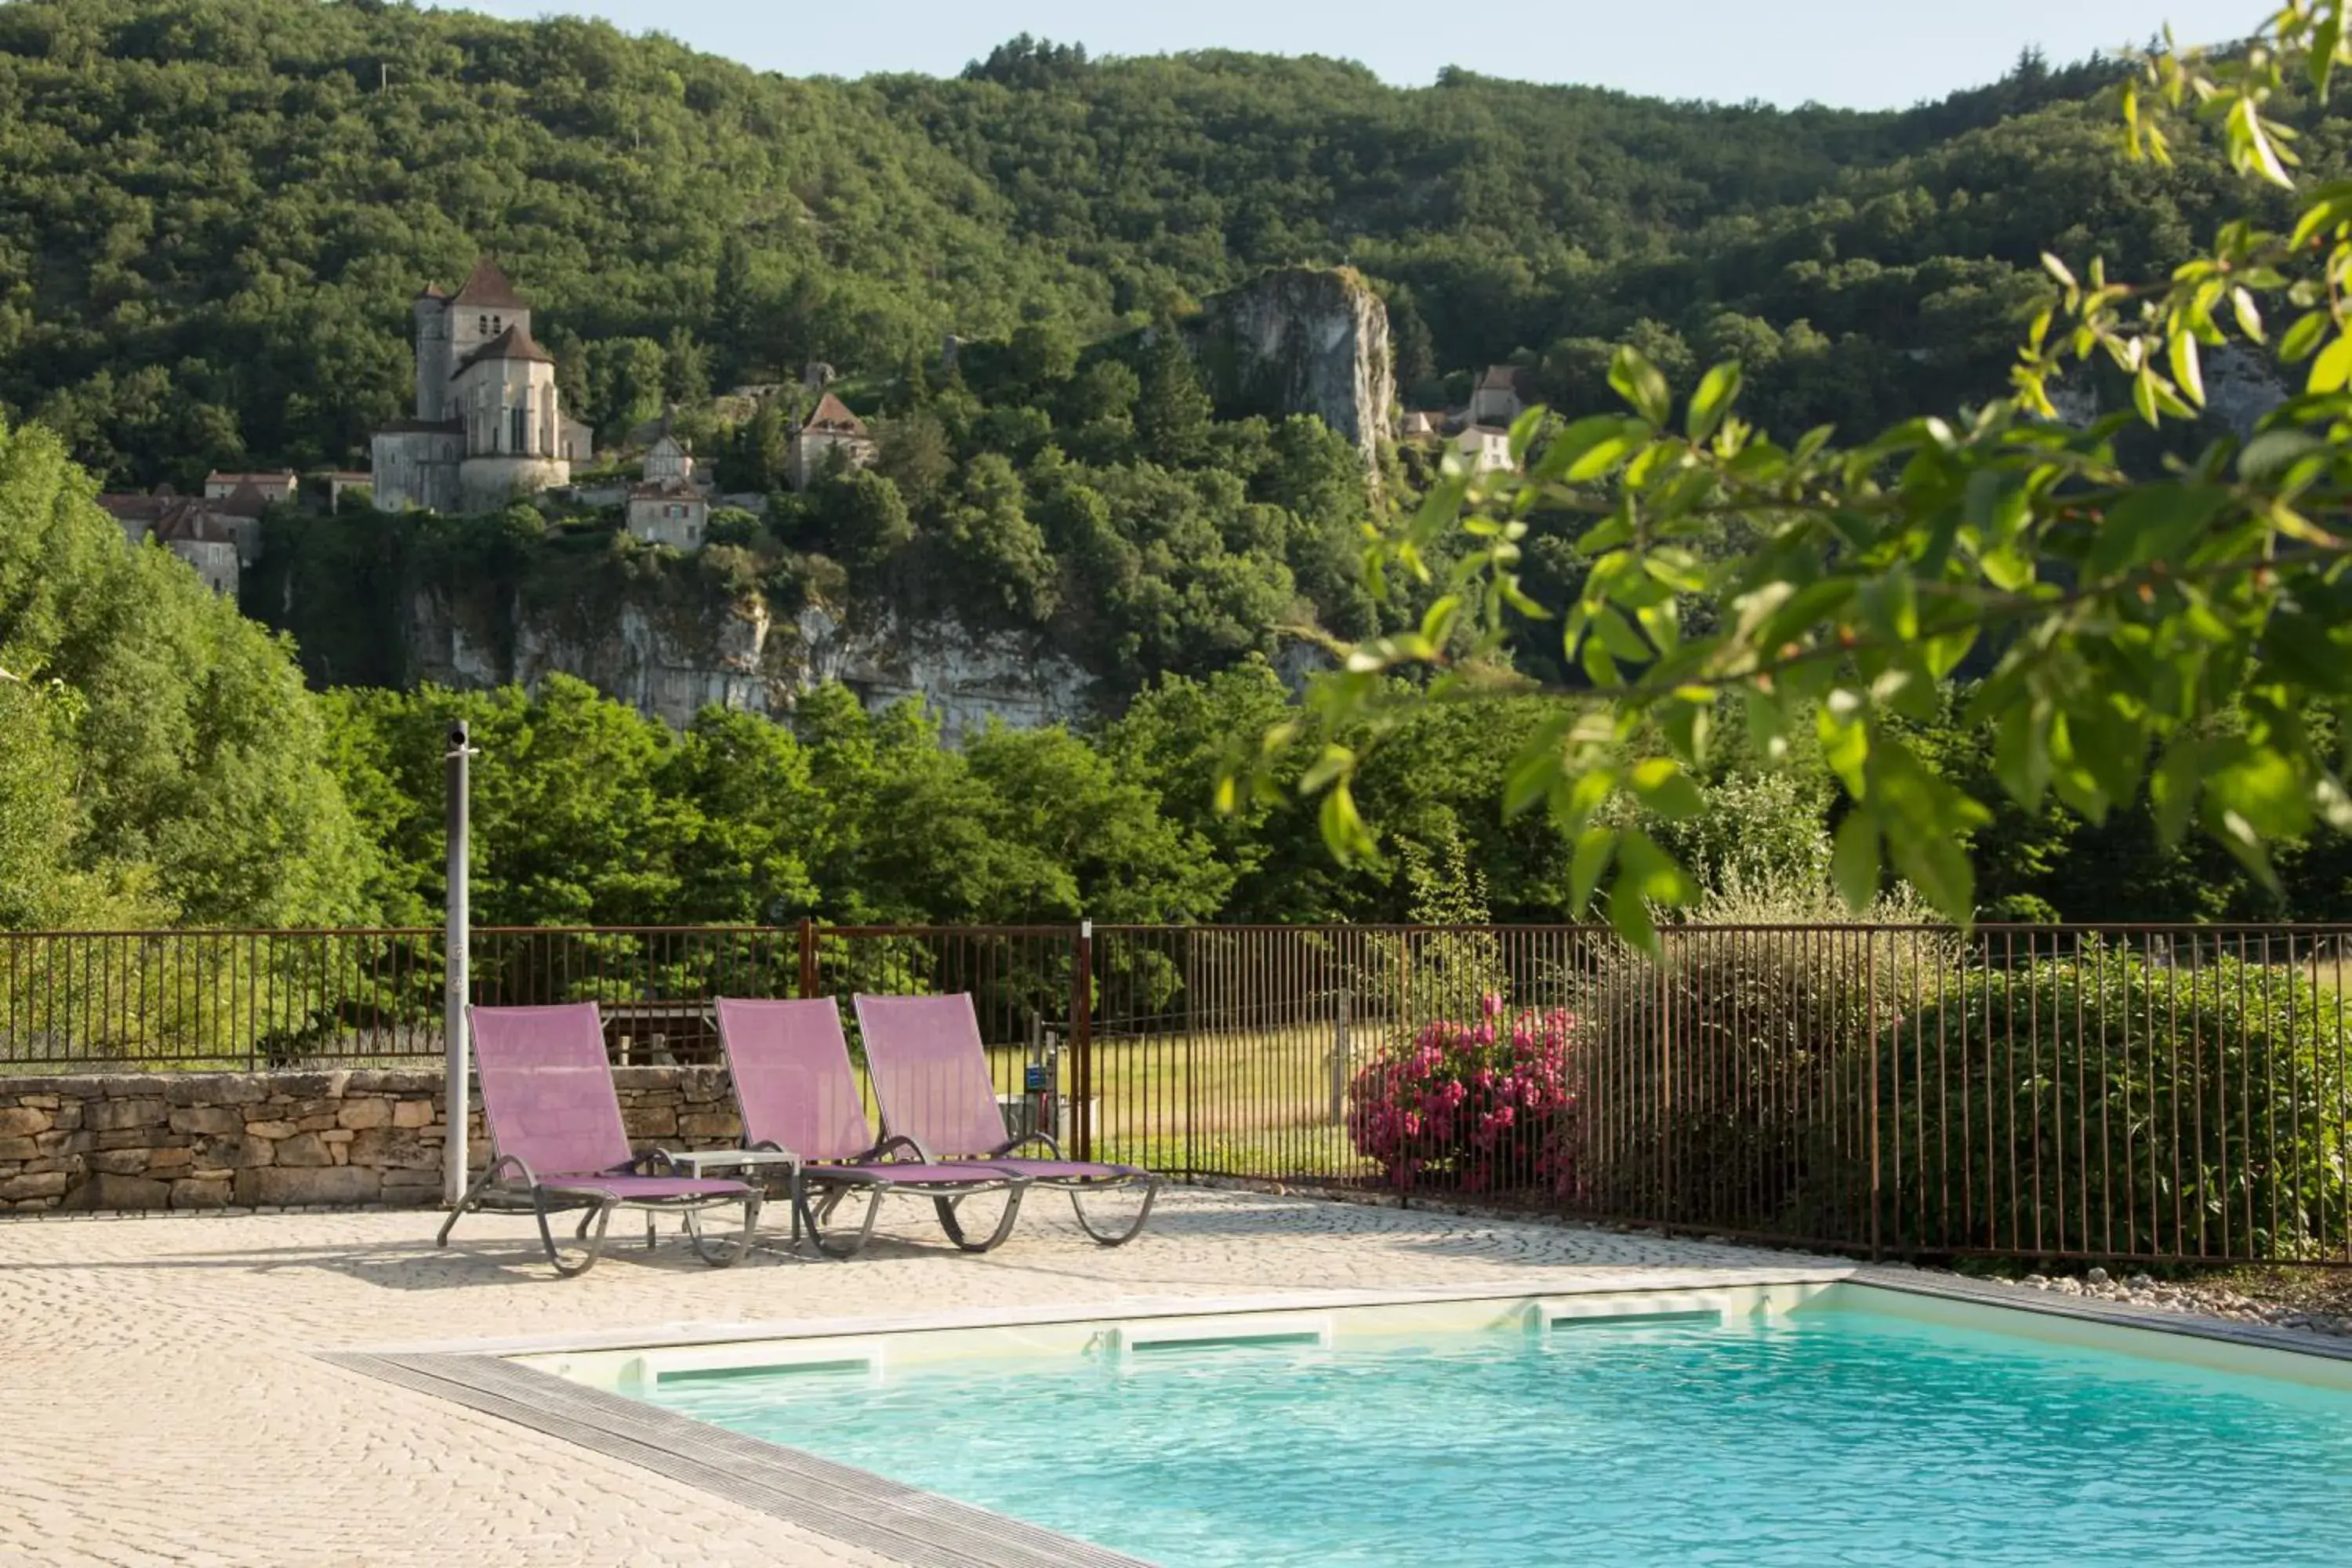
[700,997,1032,1258]
[853,992,1160,1246]
[436,1002,760,1276]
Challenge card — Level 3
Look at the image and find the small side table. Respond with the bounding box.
[666,1149,808,1247]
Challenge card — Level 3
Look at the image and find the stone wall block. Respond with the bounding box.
[391,1100,435,1129]
[89,1149,154,1176]
[170,1178,232,1208]
[336,1099,391,1130]
[0,1136,38,1163]
[88,1098,166,1132]
[62,1172,167,1209]
[676,1112,740,1140]
[274,1132,333,1168]
[168,1106,241,1136]
[0,1108,52,1136]
[147,1146,193,1172]
[243,1120,299,1139]
[235,1166,381,1206]
[34,1131,91,1157]
[346,1128,440,1171]
[622,1108,677,1139]
[1,1171,68,1201]
[196,1134,274,1170]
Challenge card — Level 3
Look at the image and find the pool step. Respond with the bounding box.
[1531,1294,1735,1337]
[620,1338,888,1391]
[1111,1313,1335,1356]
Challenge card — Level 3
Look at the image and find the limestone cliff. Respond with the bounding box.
[1185,267,1394,469]
[404,584,1093,739]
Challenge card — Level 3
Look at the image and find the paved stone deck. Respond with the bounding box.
[0,1189,1832,1566]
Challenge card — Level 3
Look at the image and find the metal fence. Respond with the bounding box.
[6,920,2351,1266]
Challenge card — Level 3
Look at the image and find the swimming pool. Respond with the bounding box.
[559,1284,2352,1566]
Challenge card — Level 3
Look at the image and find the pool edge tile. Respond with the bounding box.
[320,1348,1155,1568]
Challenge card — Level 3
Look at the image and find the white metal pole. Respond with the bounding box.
[443,720,474,1209]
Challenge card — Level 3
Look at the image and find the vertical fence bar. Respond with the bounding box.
[442,720,473,1210]
[1073,919,1094,1163]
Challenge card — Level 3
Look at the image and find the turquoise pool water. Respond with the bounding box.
[641,1298,2352,1566]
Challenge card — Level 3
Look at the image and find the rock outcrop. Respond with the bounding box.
[405,584,1093,739]
[1185,267,1394,470]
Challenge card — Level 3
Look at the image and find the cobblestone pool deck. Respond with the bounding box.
[0,1187,1853,1566]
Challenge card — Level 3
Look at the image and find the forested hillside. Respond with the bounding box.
[0,0,2301,488]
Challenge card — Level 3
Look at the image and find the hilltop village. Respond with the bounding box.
[96,259,1523,604]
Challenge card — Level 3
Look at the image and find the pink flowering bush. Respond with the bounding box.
[1347,993,1577,1193]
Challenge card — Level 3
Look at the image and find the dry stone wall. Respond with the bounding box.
[0,1068,744,1212]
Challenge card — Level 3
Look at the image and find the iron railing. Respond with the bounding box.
[5,920,2350,1265]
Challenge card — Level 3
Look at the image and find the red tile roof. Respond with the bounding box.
[450,257,528,310]
[452,321,555,374]
[801,392,869,437]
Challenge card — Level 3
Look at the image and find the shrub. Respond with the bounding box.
[1578,880,1955,1236]
[1878,942,2352,1260]
[1347,993,1577,1193]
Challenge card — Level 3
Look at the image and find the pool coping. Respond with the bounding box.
[322,1264,2352,1568]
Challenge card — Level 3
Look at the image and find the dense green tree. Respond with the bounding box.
[0,416,372,926]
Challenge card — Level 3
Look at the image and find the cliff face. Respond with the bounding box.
[404,586,1093,739]
[1187,267,1394,469]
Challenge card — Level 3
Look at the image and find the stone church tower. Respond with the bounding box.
[372,260,593,513]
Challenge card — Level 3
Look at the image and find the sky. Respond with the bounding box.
[447,0,2269,109]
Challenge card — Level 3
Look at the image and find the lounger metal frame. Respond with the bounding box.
[437,1149,761,1277]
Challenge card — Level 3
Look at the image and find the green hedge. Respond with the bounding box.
[1876,946,2352,1260]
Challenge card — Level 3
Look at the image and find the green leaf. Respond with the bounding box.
[2280,310,2330,365]
[2232,287,2265,344]
[1592,604,1652,662]
[2309,330,2352,395]
[1616,827,1699,907]
[1685,361,1743,442]
[1534,415,1636,483]
[1317,782,1376,865]
[1887,826,1976,926]
[1816,704,1870,798]
[2148,736,2208,849]
[2083,485,2231,582]
[1991,705,2052,812]
[2169,331,2205,407]
[1506,405,1547,464]
[1831,808,1881,914]
[2241,429,2329,481]
[1608,346,1671,426]
[1569,826,1617,917]
[1607,875,1659,955]
[1627,756,1704,821]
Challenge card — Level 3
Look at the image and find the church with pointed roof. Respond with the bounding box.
[370,259,594,513]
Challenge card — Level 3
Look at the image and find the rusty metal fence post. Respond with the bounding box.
[796,918,818,1000]
[1072,919,1094,1162]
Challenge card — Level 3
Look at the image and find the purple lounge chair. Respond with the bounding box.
[436,1003,760,1276]
[853,993,1160,1247]
[703,998,1030,1258]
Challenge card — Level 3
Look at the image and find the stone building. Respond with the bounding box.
[96,487,258,598]
[787,392,877,490]
[1397,412,1514,474]
[370,260,594,514]
[626,479,709,550]
[203,470,297,506]
[643,434,696,486]
[1468,365,1532,427]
